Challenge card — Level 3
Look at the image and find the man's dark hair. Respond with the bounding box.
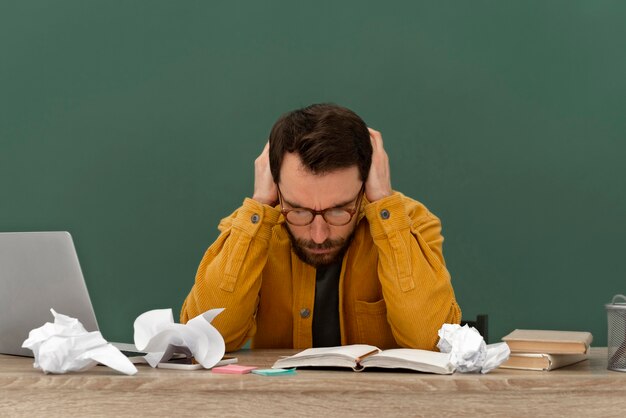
[269,103,372,183]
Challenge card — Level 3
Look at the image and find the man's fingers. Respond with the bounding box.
[368,127,381,138]
[368,127,387,157]
[368,127,383,149]
[253,140,278,205]
[256,141,270,163]
[364,127,392,202]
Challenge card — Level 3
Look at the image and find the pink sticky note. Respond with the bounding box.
[211,364,258,374]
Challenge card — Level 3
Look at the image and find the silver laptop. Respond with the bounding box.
[0,231,136,356]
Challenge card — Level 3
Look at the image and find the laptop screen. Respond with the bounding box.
[0,231,99,356]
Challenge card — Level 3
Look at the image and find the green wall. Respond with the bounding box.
[2,1,624,346]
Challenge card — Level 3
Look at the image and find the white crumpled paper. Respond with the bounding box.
[133,308,225,368]
[437,323,510,373]
[21,309,137,375]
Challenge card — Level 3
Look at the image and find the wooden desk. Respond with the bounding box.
[1,348,625,417]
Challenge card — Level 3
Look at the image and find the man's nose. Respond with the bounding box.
[309,215,330,244]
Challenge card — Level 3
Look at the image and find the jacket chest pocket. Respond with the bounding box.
[353,299,397,349]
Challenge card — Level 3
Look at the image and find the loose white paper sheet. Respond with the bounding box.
[21,309,137,375]
[437,323,510,373]
[133,308,225,369]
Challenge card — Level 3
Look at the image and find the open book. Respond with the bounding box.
[271,344,454,374]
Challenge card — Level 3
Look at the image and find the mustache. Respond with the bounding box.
[294,237,345,250]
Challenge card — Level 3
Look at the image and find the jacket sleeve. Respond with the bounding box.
[364,192,461,350]
[180,198,280,352]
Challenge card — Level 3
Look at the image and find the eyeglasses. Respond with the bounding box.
[278,184,365,226]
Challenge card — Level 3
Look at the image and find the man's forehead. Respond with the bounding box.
[280,153,360,180]
[279,159,361,208]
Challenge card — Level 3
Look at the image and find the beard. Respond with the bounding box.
[285,227,356,268]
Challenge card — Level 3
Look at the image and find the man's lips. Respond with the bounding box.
[306,247,335,254]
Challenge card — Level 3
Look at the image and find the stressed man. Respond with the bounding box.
[181,103,460,351]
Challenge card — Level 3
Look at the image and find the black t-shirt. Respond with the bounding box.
[312,261,342,347]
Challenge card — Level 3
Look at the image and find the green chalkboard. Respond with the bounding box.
[1,1,624,346]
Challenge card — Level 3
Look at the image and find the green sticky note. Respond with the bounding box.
[251,368,296,376]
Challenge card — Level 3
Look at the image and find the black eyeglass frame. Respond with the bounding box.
[277,184,365,226]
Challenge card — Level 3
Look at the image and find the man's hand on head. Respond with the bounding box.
[365,128,393,202]
[252,141,278,206]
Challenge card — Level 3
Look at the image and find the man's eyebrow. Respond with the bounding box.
[282,192,359,209]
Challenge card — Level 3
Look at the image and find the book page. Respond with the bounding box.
[361,349,454,374]
[288,344,380,360]
[272,345,381,370]
[371,349,451,367]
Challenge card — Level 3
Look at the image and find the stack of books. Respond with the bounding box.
[500,329,593,371]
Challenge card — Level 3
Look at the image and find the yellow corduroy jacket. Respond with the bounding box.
[181,191,461,352]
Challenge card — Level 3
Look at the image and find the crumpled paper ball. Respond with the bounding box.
[22,309,137,375]
[437,323,510,373]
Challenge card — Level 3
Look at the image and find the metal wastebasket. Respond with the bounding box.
[606,294,626,372]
